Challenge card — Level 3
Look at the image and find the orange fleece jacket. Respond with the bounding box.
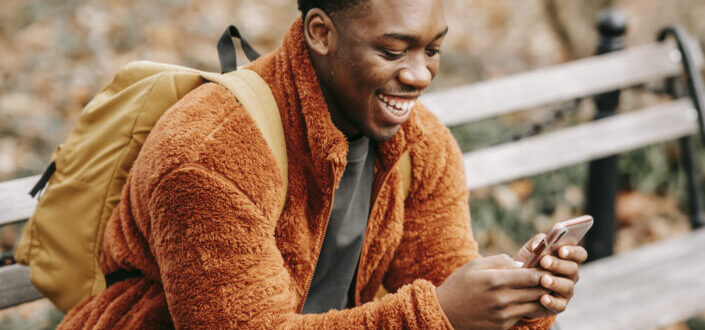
[58,19,555,329]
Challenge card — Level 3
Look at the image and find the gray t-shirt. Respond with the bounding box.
[301,136,375,314]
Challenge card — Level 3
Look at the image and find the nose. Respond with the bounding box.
[398,58,433,90]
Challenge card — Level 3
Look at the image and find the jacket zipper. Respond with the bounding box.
[352,156,402,306]
[297,181,337,313]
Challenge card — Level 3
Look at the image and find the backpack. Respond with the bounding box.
[14,25,412,312]
[12,26,286,312]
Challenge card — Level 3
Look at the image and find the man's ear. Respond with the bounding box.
[303,8,337,56]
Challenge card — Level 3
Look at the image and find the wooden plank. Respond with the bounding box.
[422,38,704,126]
[0,175,39,226]
[0,264,43,309]
[557,227,705,330]
[464,99,698,190]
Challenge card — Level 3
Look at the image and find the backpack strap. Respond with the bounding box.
[201,70,288,215]
[217,25,261,74]
[399,151,412,200]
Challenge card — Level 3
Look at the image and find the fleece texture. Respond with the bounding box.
[58,19,556,330]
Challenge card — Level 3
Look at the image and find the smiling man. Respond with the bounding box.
[57,0,586,329]
[304,0,445,141]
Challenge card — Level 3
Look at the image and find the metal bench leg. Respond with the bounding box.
[584,9,626,262]
[679,136,705,228]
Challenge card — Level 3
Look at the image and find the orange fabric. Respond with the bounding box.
[58,19,555,329]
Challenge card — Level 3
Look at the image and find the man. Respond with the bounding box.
[58,0,586,329]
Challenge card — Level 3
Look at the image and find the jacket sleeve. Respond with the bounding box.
[382,119,556,330]
[148,164,455,329]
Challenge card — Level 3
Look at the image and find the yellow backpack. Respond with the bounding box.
[14,26,290,312]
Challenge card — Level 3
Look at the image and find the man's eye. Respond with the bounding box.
[381,48,406,60]
[425,48,441,57]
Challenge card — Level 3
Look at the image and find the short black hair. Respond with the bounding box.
[297,0,368,19]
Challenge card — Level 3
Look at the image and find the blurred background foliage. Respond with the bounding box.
[1,0,705,329]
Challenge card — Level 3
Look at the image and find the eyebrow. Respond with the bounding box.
[381,26,449,44]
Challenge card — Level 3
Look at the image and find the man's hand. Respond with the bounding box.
[436,255,550,330]
[517,234,588,318]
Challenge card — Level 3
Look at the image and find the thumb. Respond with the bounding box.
[516,233,546,264]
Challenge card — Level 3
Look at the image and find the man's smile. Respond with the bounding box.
[376,92,417,118]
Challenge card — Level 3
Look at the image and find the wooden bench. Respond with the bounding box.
[1,11,704,330]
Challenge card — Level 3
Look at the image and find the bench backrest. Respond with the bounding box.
[420,37,704,190]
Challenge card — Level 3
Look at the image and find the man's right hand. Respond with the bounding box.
[435,255,550,330]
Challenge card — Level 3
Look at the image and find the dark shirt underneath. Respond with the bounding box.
[301,137,374,314]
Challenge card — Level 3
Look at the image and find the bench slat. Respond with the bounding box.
[0,264,43,309]
[557,227,705,330]
[0,175,39,226]
[422,38,704,126]
[464,99,698,190]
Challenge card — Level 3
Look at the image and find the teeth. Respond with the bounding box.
[377,93,416,116]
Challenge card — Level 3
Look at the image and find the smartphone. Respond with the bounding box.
[522,215,594,268]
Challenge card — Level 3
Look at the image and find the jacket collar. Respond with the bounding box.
[253,19,424,192]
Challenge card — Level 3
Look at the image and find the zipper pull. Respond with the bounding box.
[29,161,56,198]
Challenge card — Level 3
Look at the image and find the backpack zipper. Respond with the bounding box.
[29,161,56,198]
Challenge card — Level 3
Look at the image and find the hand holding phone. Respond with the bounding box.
[511,215,592,318]
[521,215,593,268]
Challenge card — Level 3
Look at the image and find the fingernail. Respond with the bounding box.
[542,295,551,305]
[532,241,539,250]
[560,247,569,258]
[542,256,552,267]
[514,261,524,267]
[542,275,553,287]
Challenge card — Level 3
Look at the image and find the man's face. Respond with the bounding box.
[322,0,447,141]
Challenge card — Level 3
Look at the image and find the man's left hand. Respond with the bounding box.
[536,244,587,313]
[517,234,588,318]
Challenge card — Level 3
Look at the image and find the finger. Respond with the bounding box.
[488,288,547,311]
[489,268,551,289]
[539,275,574,299]
[540,255,578,278]
[499,301,546,320]
[556,245,588,264]
[528,233,547,252]
[516,234,546,263]
[501,288,549,305]
[540,294,568,314]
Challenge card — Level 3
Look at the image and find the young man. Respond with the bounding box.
[58,0,586,329]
